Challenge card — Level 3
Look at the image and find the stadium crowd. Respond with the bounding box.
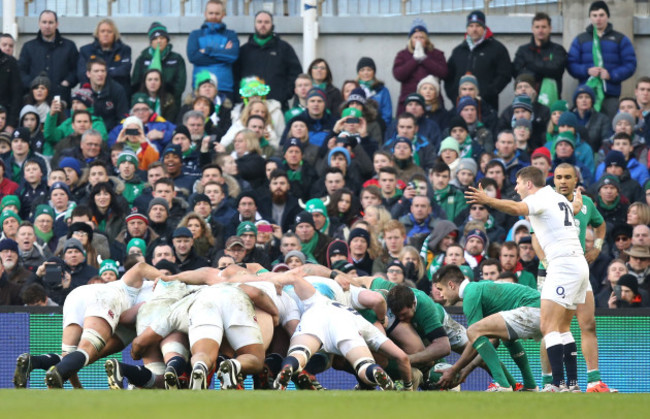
[0,0,648,393]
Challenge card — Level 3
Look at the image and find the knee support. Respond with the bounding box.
[145,362,166,376]
[161,342,189,360]
[61,344,77,354]
[287,345,312,364]
[81,329,106,353]
[353,357,375,375]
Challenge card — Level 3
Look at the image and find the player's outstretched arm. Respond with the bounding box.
[349,276,375,288]
[122,262,165,288]
[465,185,529,216]
[239,284,280,326]
[438,340,478,388]
[572,189,583,215]
[166,267,223,285]
[131,327,164,360]
[377,340,413,388]
[358,290,387,324]
[409,335,451,368]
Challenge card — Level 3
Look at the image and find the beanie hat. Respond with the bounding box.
[512,95,533,113]
[438,137,460,156]
[148,197,169,214]
[348,228,371,246]
[386,259,406,273]
[457,158,478,176]
[617,274,639,296]
[550,100,569,114]
[59,157,82,177]
[285,250,306,265]
[125,210,148,225]
[236,221,257,236]
[531,147,552,165]
[30,72,51,90]
[573,84,596,105]
[307,87,327,102]
[0,209,21,227]
[346,88,367,106]
[408,18,428,37]
[515,73,537,90]
[555,131,576,149]
[305,198,327,216]
[12,127,30,143]
[448,115,468,132]
[604,150,627,169]
[612,112,635,131]
[49,181,71,199]
[417,75,440,94]
[356,57,376,73]
[33,204,54,221]
[0,238,18,253]
[328,147,351,167]
[404,93,425,108]
[283,137,304,153]
[99,259,119,277]
[456,96,478,114]
[71,88,94,108]
[1,195,20,211]
[172,125,192,142]
[467,10,486,28]
[127,238,147,254]
[328,240,349,258]
[68,222,93,242]
[122,115,144,132]
[597,174,620,192]
[513,118,532,130]
[458,73,478,89]
[589,1,610,17]
[466,228,488,246]
[148,21,169,41]
[294,211,315,230]
[117,151,138,167]
[63,237,85,254]
[194,70,218,90]
[131,92,153,110]
[393,136,412,150]
[162,144,182,159]
[558,112,578,128]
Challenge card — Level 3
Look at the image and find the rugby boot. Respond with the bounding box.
[45,366,64,389]
[13,353,32,388]
[587,381,618,393]
[374,368,395,391]
[541,384,561,392]
[218,360,243,390]
[164,365,181,390]
[486,382,513,392]
[273,365,293,390]
[295,370,325,390]
[104,359,123,390]
[189,364,207,390]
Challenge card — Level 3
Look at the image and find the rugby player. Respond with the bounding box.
[466,166,588,392]
[434,265,541,392]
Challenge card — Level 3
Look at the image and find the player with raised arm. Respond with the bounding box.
[535,163,616,392]
[434,265,541,392]
[465,166,588,392]
[272,274,412,391]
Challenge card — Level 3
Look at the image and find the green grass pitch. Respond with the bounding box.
[1,391,648,419]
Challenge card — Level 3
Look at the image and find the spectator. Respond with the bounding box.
[88,182,127,243]
[18,10,78,105]
[450,73,498,135]
[591,150,644,204]
[16,221,51,272]
[392,19,447,115]
[495,130,529,186]
[187,0,238,98]
[307,59,342,116]
[0,160,18,199]
[607,273,649,308]
[624,246,650,288]
[284,74,313,123]
[499,241,536,289]
[598,112,647,165]
[60,129,108,170]
[355,57,393,128]
[0,34,14,56]
[177,212,215,259]
[552,131,594,187]
[497,77,551,149]
[0,45,22,131]
[138,68,177,123]
[571,85,611,153]
[132,22,187,106]
[372,219,406,274]
[111,116,161,171]
[20,282,57,306]
[595,132,648,188]
[383,113,437,172]
[512,12,567,98]
[293,211,331,266]
[234,10,302,110]
[236,221,271,268]
[398,195,440,249]
[0,253,22,305]
[546,112,594,178]
[116,151,145,206]
[19,105,45,154]
[0,237,31,290]
[445,10,511,112]
[567,1,637,119]
[177,72,232,140]
[632,225,650,247]
[417,75,449,133]
[78,19,132,96]
[595,174,630,230]
[385,93,441,152]
[109,94,175,152]
[6,128,49,185]
[430,161,466,222]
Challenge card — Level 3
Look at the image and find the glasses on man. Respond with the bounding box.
[615,236,630,242]
[387,269,403,275]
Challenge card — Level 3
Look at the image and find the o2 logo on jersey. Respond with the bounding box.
[556,286,566,298]
[581,205,587,215]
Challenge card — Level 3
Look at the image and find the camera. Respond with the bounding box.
[613,285,622,301]
[44,264,63,288]
[125,128,140,136]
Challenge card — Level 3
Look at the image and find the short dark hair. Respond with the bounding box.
[433,264,465,284]
[86,57,107,71]
[516,166,545,187]
[497,271,518,283]
[619,96,640,109]
[325,167,344,177]
[154,178,175,190]
[500,241,520,257]
[636,76,650,88]
[478,177,497,190]
[88,160,109,171]
[39,10,58,22]
[72,110,92,123]
[71,205,93,219]
[20,283,48,305]
[397,112,418,126]
[378,166,398,177]
[613,132,632,143]
[270,169,289,182]
[479,258,501,272]
[532,12,551,25]
[386,284,415,313]
[202,163,222,175]
[431,161,450,175]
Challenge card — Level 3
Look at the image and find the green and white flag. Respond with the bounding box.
[586,26,605,112]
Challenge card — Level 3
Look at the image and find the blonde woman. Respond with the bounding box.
[229,129,266,189]
[363,205,392,245]
[221,98,279,148]
[627,202,650,226]
[178,212,215,258]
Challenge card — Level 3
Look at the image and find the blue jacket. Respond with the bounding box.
[107,114,176,151]
[363,82,393,128]
[567,23,636,98]
[544,133,595,179]
[187,22,239,93]
[78,39,132,96]
[384,116,442,152]
[595,157,649,188]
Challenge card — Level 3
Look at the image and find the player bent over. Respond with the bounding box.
[435,265,541,392]
[15,262,161,389]
[274,274,412,391]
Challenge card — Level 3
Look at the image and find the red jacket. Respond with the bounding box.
[0,177,19,198]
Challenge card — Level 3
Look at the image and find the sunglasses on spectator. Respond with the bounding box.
[615,236,630,242]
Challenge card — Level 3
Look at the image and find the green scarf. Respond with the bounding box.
[433,185,450,204]
[459,137,473,159]
[359,80,373,89]
[313,82,327,90]
[427,254,444,280]
[253,34,272,47]
[586,26,605,112]
[598,195,620,211]
[301,233,319,260]
[484,214,495,230]
[183,144,196,158]
[259,136,269,149]
[126,140,140,153]
[34,226,54,244]
[285,160,302,182]
[149,45,170,59]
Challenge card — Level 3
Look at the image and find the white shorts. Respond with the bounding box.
[541,256,590,310]
[244,282,301,326]
[443,311,468,352]
[63,284,130,332]
[500,307,542,341]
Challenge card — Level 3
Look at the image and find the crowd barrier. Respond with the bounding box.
[1,306,648,392]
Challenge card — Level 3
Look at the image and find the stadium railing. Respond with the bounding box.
[1,306,648,392]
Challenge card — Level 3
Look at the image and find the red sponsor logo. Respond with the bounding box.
[108,310,115,319]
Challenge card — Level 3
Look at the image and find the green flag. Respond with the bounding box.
[148,46,162,72]
[586,26,605,112]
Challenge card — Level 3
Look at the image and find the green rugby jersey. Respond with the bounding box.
[462,280,540,326]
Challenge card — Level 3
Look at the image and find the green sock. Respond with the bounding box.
[505,340,536,389]
[587,370,601,383]
[501,363,517,388]
[542,374,553,386]
[473,336,509,387]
